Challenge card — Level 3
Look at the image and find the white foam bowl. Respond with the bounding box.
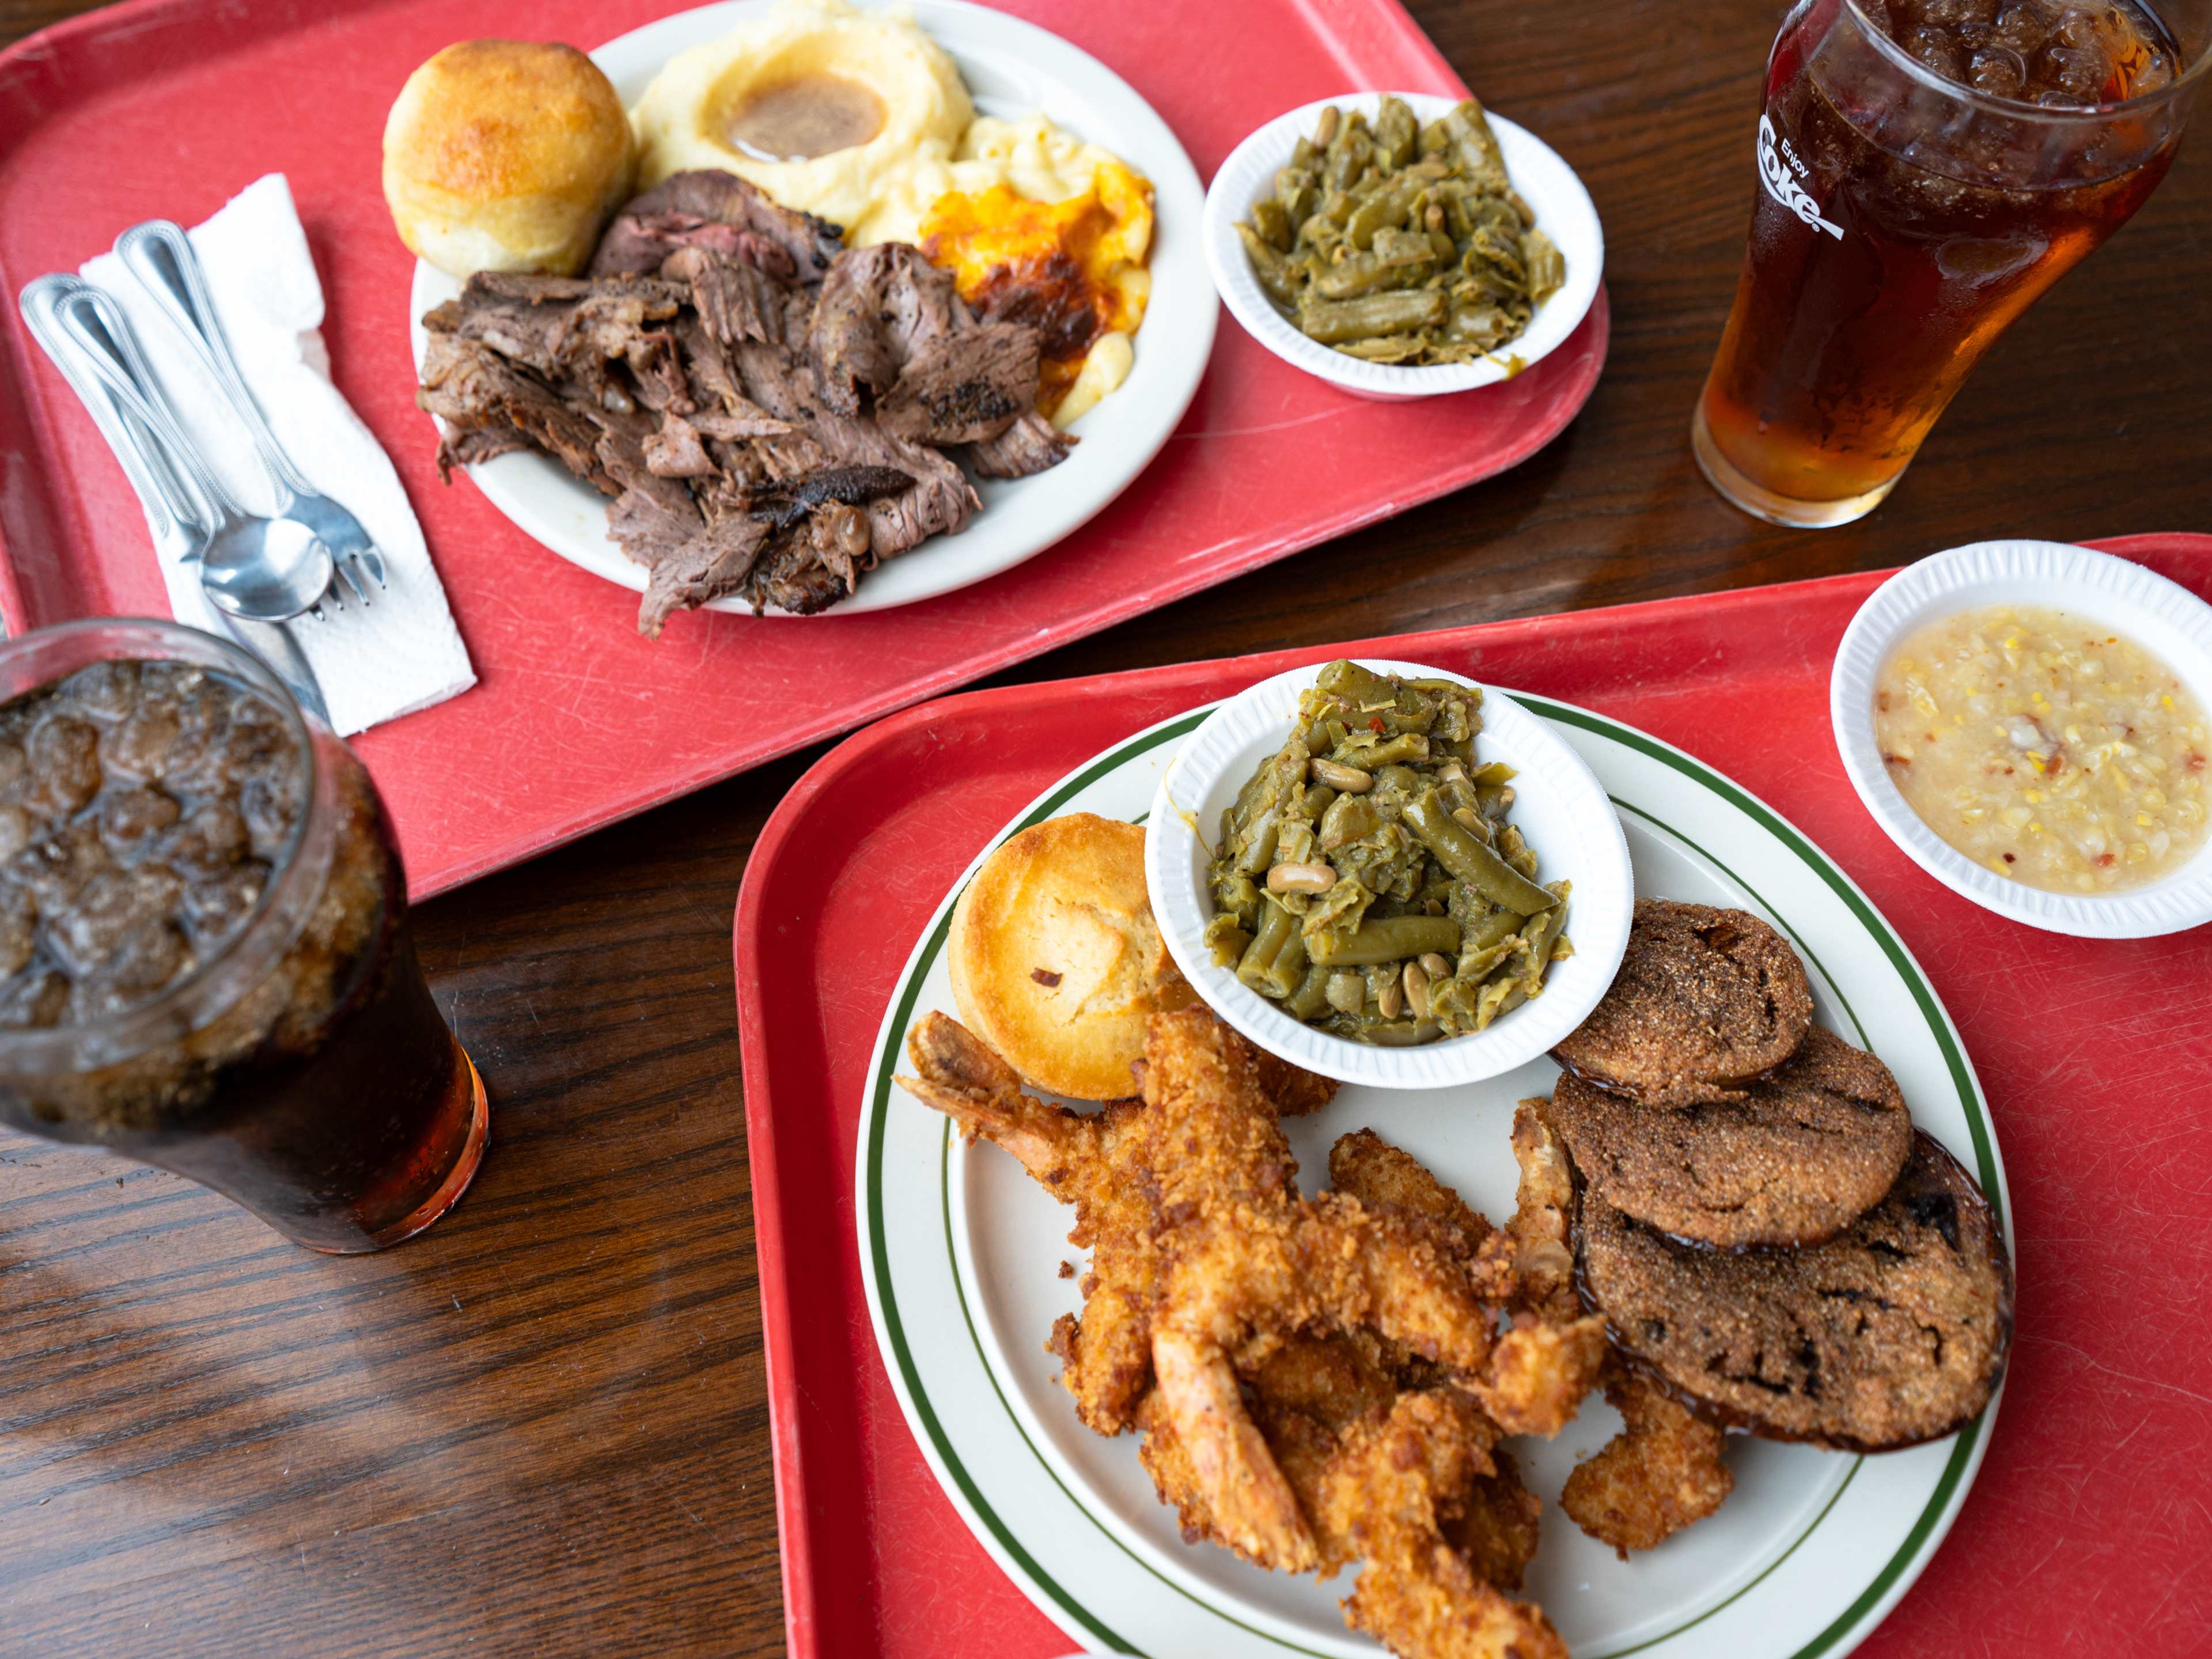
[1145,660,1634,1090]
[1202,92,1603,401]
[1831,539,2212,939]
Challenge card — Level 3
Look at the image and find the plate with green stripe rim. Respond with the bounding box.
[857,691,2007,1659]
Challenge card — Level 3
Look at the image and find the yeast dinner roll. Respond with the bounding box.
[950,815,1198,1101]
[383,40,636,280]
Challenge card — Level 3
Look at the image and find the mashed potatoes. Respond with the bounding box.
[630,0,1153,423]
[631,0,972,238]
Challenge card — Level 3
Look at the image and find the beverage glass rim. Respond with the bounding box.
[1839,0,2211,120]
[0,616,332,1071]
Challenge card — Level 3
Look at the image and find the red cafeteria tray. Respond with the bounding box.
[0,0,1607,900]
[735,532,2212,1659]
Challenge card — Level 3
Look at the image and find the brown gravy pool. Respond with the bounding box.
[722,74,886,162]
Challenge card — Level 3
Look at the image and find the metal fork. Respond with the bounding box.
[19,275,332,724]
[116,218,387,609]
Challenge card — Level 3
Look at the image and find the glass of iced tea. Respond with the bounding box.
[1694,0,2209,527]
[0,619,486,1252]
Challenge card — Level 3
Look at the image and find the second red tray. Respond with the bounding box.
[0,0,1605,898]
[735,533,2212,1659]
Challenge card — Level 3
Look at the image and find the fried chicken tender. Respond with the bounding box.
[1561,1363,1735,1556]
[1444,1449,1542,1593]
[1329,1128,1497,1249]
[1313,1392,1569,1659]
[1330,1124,1604,1436]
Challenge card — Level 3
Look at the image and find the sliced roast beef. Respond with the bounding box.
[426,274,684,393]
[675,315,744,416]
[643,413,717,479]
[689,404,793,441]
[876,323,1037,445]
[743,465,914,531]
[421,167,1073,635]
[661,246,789,347]
[637,514,773,639]
[435,423,533,475]
[417,331,613,490]
[806,243,964,415]
[963,410,1077,479]
[796,402,979,559]
[586,403,668,493]
[590,171,844,283]
[608,479,702,570]
[745,521,859,616]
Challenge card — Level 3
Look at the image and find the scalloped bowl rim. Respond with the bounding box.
[1830,540,2212,940]
[1145,659,1634,1089]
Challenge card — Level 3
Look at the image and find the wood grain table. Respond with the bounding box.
[1,1,2206,1654]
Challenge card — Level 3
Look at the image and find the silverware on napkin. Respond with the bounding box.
[117,219,387,607]
[18,274,335,724]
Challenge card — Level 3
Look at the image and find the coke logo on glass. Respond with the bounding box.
[1759,115,1843,239]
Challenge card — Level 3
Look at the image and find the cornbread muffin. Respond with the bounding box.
[383,40,636,279]
[1577,1131,2014,1452]
[1553,899,1813,1105]
[1550,1027,1913,1249]
[949,814,1196,1100]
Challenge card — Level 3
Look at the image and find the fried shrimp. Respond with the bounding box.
[900,1010,1160,1433]
[1313,1392,1569,1659]
[901,1003,1600,1659]
[1561,1365,1735,1555]
[1507,1097,1580,1322]
[1444,1448,1543,1593]
[898,1007,1336,1437]
[1328,1127,1497,1250]
[1136,1010,1512,1565]
[1325,1121,1605,1435]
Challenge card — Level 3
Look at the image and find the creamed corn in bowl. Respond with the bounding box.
[1874,604,2212,895]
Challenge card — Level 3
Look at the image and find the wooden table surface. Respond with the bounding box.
[1,0,2206,1654]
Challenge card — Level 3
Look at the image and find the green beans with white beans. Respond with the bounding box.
[1203,661,1573,1045]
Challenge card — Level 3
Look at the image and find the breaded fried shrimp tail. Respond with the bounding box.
[1152,1329,1319,1571]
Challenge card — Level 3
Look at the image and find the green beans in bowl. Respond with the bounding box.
[1145,658,1634,1089]
[1203,92,1604,400]
[1237,97,1564,368]
[1203,660,1569,1044]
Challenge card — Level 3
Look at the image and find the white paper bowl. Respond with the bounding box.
[1202,92,1603,402]
[1145,660,1634,1089]
[1831,540,2212,939]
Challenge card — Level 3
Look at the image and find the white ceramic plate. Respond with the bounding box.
[1203,93,1603,401]
[859,695,2008,1659]
[406,0,1216,616]
[1831,539,2212,938]
[1144,660,1634,1090]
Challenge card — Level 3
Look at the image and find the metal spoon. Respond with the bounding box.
[117,219,385,605]
[51,283,337,624]
[18,275,331,723]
